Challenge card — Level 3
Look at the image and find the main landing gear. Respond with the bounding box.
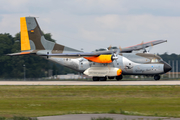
[116,75,123,81]
[92,77,107,81]
[154,75,161,81]
[92,75,123,81]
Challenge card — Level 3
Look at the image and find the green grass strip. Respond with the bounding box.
[0,86,179,117]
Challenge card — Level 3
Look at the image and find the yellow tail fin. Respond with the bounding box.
[20,17,31,51]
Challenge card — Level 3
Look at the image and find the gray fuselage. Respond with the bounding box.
[47,53,169,76]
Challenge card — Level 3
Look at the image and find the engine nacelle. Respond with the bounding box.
[84,55,113,63]
[83,67,122,77]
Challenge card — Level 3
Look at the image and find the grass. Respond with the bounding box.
[0,116,37,120]
[0,86,179,117]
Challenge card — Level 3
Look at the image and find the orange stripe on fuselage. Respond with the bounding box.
[84,55,112,63]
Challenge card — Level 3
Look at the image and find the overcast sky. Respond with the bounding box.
[0,0,180,54]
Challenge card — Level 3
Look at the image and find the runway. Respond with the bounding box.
[0,80,179,85]
[38,114,180,120]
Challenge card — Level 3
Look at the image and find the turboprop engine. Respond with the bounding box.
[84,55,116,63]
[84,53,119,63]
[84,48,120,64]
[83,67,122,77]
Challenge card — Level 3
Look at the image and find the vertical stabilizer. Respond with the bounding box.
[20,17,31,51]
[20,17,59,51]
[20,17,81,53]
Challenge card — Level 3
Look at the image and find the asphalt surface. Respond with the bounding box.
[0,80,180,85]
[37,114,180,120]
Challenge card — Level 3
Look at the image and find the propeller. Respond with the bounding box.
[141,41,154,53]
[108,45,112,50]
[141,41,147,53]
[107,63,111,70]
[146,42,153,53]
[111,46,121,60]
[108,46,121,70]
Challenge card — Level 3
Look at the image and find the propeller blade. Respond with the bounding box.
[119,46,122,51]
[141,41,147,53]
[108,63,110,70]
[111,46,121,61]
[108,45,112,50]
[147,42,154,53]
[151,42,153,47]
[116,48,120,55]
[116,46,122,55]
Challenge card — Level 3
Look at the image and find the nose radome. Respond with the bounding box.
[164,62,172,73]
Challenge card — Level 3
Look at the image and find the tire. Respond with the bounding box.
[154,75,161,81]
[99,77,107,81]
[93,77,99,81]
[108,77,114,79]
[116,75,123,81]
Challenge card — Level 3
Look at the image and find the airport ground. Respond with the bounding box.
[0,84,180,119]
[0,80,180,85]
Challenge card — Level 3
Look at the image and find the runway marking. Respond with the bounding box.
[0,80,179,85]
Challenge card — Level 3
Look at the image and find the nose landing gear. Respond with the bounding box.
[154,75,161,80]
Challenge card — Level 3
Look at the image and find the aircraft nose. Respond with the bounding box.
[164,62,172,73]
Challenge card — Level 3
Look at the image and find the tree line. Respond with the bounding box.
[0,33,77,78]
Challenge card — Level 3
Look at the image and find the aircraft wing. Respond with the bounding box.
[44,50,113,59]
[7,49,113,59]
[121,40,167,53]
[8,40,167,59]
[42,40,167,58]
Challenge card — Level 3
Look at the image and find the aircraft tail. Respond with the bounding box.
[20,17,80,52]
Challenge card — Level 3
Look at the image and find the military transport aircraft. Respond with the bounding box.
[8,17,172,81]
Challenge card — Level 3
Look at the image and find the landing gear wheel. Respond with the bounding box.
[154,75,161,81]
[93,77,99,81]
[99,77,107,81]
[116,75,123,81]
[108,77,114,79]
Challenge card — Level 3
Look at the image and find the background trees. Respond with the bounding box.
[0,33,77,78]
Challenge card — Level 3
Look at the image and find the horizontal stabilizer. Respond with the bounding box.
[7,50,35,56]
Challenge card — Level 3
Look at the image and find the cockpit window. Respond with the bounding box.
[151,58,159,63]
